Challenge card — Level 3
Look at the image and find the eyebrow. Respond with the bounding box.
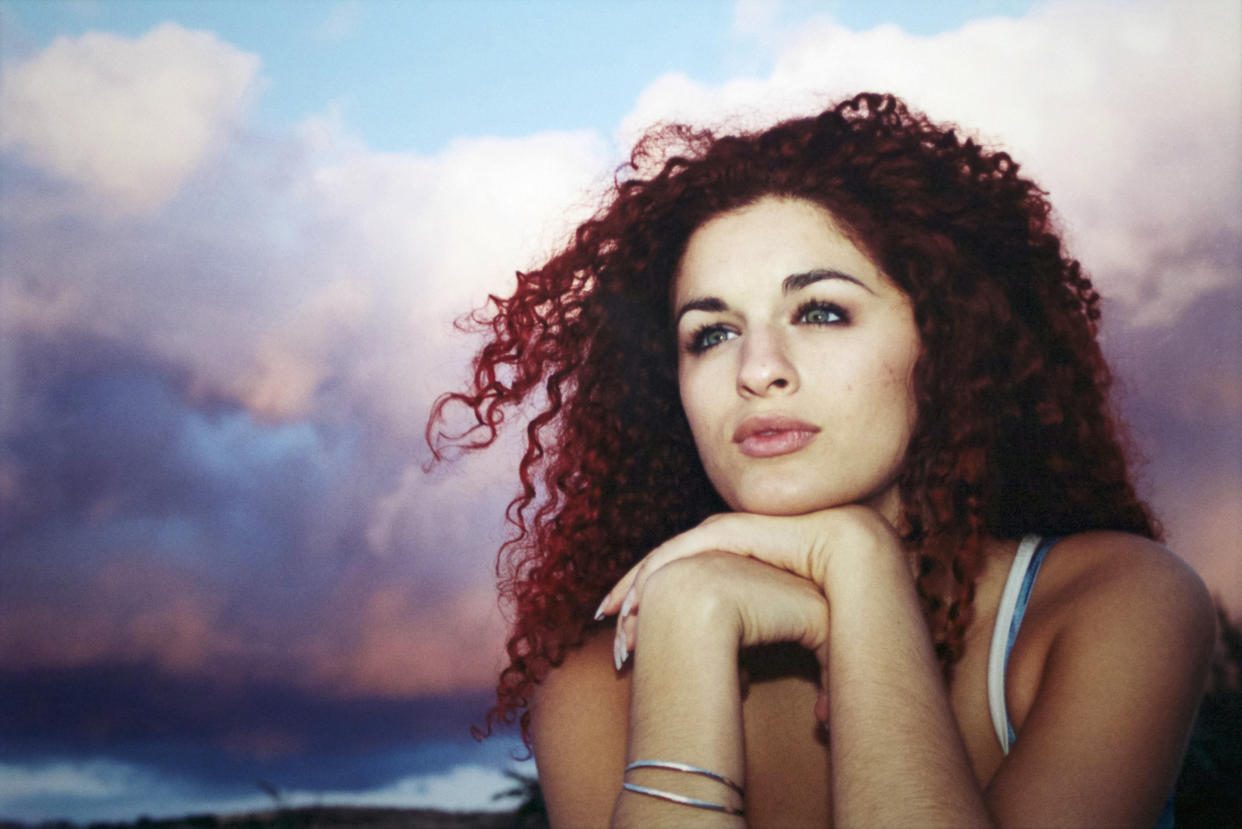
[782,268,875,296]
[673,268,874,325]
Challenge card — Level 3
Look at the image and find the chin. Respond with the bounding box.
[718,474,903,520]
[726,485,850,516]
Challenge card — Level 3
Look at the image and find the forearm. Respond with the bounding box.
[823,546,992,828]
[612,582,746,827]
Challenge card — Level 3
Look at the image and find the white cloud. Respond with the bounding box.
[620,0,1242,325]
[312,763,535,811]
[0,760,140,800]
[0,22,260,213]
[0,757,534,823]
[254,126,612,433]
[0,757,272,824]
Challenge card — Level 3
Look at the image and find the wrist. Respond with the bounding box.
[818,525,913,606]
[637,556,743,650]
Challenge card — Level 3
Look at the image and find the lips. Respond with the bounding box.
[732,414,821,458]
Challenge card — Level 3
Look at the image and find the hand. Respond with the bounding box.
[596,505,902,719]
[597,504,898,630]
[625,550,833,720]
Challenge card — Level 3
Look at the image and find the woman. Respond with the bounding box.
[428,93,1215,827]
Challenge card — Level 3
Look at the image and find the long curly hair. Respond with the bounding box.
[427,92,1158,742]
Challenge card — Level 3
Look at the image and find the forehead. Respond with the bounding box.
[673,197,883,301]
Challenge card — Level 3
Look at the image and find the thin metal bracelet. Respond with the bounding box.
[621,782,745,816]
[624,759,745,796]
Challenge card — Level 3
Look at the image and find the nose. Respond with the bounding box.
[737,327,799,397]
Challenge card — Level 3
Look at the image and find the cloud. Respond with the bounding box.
[0,755,534,824]
[1,46,611,694]
[312,764,533,812]
[320,585,509,696]
[0,760,135,801]
[0,665,531,821]
[621,0,1242,326]
[1,3,1239,787]
[0,22,261,213]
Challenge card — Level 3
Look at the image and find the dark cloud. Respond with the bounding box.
[0,663,501,788]
[0,335,510,686]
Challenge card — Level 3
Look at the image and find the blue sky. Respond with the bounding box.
[1,0,1239,823]
[3,0,1036,152]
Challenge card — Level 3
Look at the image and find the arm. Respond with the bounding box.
[611,557,746,828]
[533,552,831,828]
[602,513,1216,827]
[816,528,991,826]
[984,533,1216,826]
[613,552,830,827]
[603,507,989,826]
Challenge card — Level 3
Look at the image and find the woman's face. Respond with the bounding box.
[673,196,921,520]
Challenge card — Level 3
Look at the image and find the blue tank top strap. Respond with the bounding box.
[987,534,1055,753]
[1002,534,1058,743]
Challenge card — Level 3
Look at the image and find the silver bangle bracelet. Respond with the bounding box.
[624,759,745,797]
[621,782,745,816]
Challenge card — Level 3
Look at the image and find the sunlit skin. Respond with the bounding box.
[532,201,1214,829]
[673,196,920,521]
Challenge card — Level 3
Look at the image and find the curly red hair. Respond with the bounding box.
[427,92,1158,742]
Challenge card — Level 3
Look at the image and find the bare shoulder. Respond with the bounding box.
[1019,531,1217,699]
[1036,531,1215,640]
[990,531,1217,825]
[529,628,629,829]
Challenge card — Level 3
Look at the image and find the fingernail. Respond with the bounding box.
[593,596,608,621]
[619,587,635,620]
[613,627,628,671]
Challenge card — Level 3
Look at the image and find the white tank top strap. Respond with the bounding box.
[986,533,1044,754]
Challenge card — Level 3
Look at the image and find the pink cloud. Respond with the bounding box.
[312,586,507,696]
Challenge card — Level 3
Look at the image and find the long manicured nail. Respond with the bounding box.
[619,587,635,620]
[593,596,608,621]
[613,627,628,671]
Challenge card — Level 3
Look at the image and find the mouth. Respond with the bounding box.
[732,415,821,458]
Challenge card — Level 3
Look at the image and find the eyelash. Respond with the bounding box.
[683,300,850,354]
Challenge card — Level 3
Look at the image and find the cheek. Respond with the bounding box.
[878,342,921,447]
[678,365,729,467]
[678,361,717,427]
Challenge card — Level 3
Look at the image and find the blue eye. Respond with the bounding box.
[686,325,736,354]
[797,300,847,325]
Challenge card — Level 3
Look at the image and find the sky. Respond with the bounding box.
[0,0,1239,823]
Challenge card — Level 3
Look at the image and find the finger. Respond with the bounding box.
[594,558,647,619]
[623,513,820,621]
[816,667,830,723]
[613,618,629,672]
[595,524,706,620]
[606,513,794,625]
[617,516,739,617]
